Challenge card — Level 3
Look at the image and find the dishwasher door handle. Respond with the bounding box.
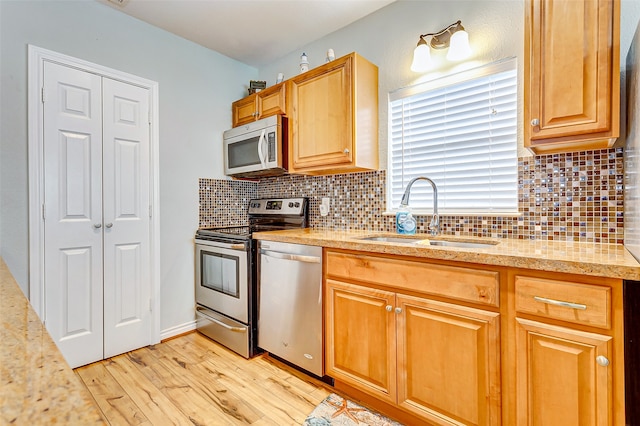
[260,249,321,264]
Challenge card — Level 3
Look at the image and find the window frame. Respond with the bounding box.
[386,58,519,216]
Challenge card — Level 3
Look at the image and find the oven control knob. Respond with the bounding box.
[288,202,294,207]
[294,202,300,207]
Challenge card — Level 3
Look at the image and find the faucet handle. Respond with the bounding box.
[429,214,440,236]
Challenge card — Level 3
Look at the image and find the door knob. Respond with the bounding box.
[385,305,393,312]
[596,355,610,367]
[93,223,102,229]
[395,307,402,314]
[343,148,350,154]
[105,223,113,228]
[531,118,540,126]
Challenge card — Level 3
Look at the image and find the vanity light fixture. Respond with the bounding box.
[410,20,472,72]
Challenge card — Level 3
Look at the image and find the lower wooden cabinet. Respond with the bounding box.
[323,250,626,425]
[515,318,613,426]
[325,280,396,402]
[325,278,501,425]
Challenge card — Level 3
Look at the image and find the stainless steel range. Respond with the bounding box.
[194,197,308,358]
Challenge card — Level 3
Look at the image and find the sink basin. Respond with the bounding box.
[358,236,423,244]
[356,236,498,248]
[425,240,498,249]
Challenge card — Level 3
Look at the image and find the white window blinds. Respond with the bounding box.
[388,58,518,214]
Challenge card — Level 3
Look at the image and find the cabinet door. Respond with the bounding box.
[325,279,397,403]
[397,295,501,426]
[232,94,257,127]
[257,83,286,119]
[515,318,612,426]
[289,56,353,170]
[525,0,619,152]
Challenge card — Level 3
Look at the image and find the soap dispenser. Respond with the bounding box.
[396,206,417,235]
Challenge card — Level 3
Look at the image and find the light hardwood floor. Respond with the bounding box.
[74,332,332,425]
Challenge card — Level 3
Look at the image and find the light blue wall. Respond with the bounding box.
[0,0,256,331]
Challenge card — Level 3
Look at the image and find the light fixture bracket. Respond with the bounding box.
[418,20,465,50]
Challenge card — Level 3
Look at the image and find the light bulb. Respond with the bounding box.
[411,41,431,72]
[446,30,471,61]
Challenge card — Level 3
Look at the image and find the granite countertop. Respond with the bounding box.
[252,228,640,281]
[0,258,105,424]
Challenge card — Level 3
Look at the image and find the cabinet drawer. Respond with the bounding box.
[515,276,611,329]
[326,251,499,307]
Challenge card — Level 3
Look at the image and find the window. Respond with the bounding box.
[388,58,518,215]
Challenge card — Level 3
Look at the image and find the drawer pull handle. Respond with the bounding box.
[533,296,586,310]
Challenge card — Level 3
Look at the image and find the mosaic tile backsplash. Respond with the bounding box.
[199,148,624,243]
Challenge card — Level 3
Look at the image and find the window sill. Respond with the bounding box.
[383,210,523,218]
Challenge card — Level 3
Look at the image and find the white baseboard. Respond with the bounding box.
[160,320,197,341]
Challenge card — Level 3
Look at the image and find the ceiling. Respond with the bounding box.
[96,0,396,67]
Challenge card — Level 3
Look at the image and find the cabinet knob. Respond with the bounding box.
[596,355,610,367]
[385,305,393,312]
[343,148,350,154]
[531,118,540,126]
[93,223,102,229]
[395,307,402,314]
[105,223,113,228]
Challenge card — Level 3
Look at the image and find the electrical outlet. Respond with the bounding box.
[320,198,330,217]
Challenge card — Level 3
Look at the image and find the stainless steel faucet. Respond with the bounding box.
[399,176,440,236]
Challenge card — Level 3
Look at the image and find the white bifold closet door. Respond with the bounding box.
[43,61,152,368]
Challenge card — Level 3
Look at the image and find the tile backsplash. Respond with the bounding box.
[199,148,624,243]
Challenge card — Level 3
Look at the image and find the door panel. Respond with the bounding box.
[58,247,95,340]
[102,78,152,358]
[516,318,612,426]
[325,279,397,403]
[291,58,353,169]
[43,61,104,368]
[397,295,501,425]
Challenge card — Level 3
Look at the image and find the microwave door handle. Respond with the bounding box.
[257,129,267,167]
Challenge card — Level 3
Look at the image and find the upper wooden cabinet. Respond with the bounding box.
[524,0,620,154]
[287,52,379,174]
[232,82,286,127]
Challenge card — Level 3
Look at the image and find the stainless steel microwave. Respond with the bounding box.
[223,115,288,178]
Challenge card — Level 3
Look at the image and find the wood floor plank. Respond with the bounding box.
[167,334,302,425]
[75,362,151,425]
[150,342,264,424]
[168,335,328,422]
[177,333,327,400]
[103,355,194,426]
[165,334,328,425]
[126,346,242,426]
[75,332,332,425]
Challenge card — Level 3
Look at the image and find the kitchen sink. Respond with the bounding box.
[424,240,498,249]
[357,236,423,244]
[356,236,498,248]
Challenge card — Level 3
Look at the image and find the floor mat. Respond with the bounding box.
[304,393,403,425]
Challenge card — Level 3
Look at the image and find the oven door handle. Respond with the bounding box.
[196,307,247,332]
[229,243,247,250]
[260,249,321,264]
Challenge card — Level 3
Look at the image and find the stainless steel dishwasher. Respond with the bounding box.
[257,240,323,376]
